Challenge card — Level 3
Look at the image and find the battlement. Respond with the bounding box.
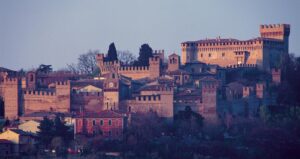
[182,39,264,48]
[153,49,164,54]
[96,53,104,58]
[256,83,265,89]
[149,56,160,62]
[260,24,290,29]
[271,68,281,74]
[102,60,120,66]
[202,83,218,89]
[23,90,56,96]
[260,24,290,40]
[55,80,70,86]
[119,66,149,71]
[4,77,19,84]
[159,86,173,92]
[224,64,257,69]
[135,94,161,101]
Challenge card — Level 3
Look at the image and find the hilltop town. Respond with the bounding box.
[0,24,300,158]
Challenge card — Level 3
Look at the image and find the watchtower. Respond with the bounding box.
[149,56,161,78]
[103,72,120,110]
[201,77,219,120]
[168,53,181,72]
[55,80,71,112]
[260,24,290,53]
[3,78,21,120]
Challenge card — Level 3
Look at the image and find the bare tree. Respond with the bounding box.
[67,50,100,76]
[117,50,137,65]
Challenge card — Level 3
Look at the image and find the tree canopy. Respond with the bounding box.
[67,50,100,76]
[134,44,153,66]
[37,116,54,147]
[106,42,118,61]
[37,64,53,74]
[37,115,73,148]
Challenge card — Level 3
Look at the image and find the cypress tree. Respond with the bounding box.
[107,42,118,61]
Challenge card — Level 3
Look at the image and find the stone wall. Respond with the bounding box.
[23,81,71,114]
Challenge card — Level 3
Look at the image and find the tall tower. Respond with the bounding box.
[4,78,21,120]
[201,77,219,121]
[26,71,36,89]
[55,81,71,112]
[168,53,181,72]
[181,42,197,64]
[260,24,290,54]
[103,72,120,110]
[149,56,161,78]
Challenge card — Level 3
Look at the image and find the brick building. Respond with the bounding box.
[74,110,126,139]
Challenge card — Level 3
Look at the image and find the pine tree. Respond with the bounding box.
[53,115,73,144]
[137,44,153,66]
[37,116,54,147]
[107,42,118,61]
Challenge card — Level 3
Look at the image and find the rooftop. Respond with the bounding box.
[76,110,123,118]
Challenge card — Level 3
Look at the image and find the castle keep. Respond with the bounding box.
[181,24,290,71]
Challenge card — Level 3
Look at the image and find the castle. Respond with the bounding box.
[181,24,290,71]
[0,24,288,128]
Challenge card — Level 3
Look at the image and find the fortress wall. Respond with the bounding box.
[23,90,57,113]
[127,91,174,118]
[118,66,150,79]
[23,81,71,114]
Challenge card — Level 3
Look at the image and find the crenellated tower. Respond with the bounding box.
[201,77,219,121]
[55,80,71,112]
[168,53,181,72]
[3,77,21,120]
[260,24,290,53]
[149,56,161,78]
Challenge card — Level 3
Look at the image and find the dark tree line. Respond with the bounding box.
[37,114,73,156]
[277,54,300,106]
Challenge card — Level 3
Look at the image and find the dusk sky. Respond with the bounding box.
[1,0,299,70]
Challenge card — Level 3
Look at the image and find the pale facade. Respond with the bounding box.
[18,120,40,134]
[181,24,290,71]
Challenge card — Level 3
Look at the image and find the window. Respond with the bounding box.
[109,131,112,136]
[92,120,96,126]
[200,53,203,57]
[208,53,211,57]
[30,74,34,82]
[109,120,112,126]
[100,120,103,126]
[222,53,225,57]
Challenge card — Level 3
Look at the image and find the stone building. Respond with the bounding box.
[124,82,174,118]
[181,24,290,71]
